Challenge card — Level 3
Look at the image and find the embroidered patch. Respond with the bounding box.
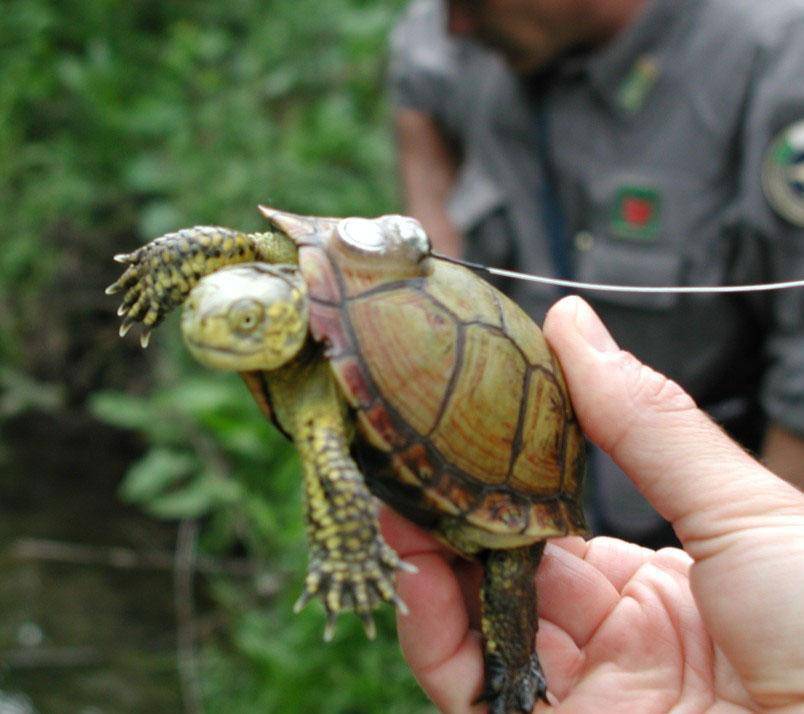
[616,55,659,113]
[762,120,804,227]
[610,186,661,240]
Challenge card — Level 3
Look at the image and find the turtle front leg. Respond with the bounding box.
[293,417,414,640]
[479,543,548,713]
[107,226,297,346]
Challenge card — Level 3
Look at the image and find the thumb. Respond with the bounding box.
[542,295,801,549]
[543,296,804,703]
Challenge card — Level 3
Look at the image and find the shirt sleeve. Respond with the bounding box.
[386,0,465,131]
[738,13,804,434]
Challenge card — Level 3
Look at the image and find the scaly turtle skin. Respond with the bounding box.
[108,207,587,713]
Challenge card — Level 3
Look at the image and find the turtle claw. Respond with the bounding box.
[296,539,412,641]
[477,652,548,714]
[119,321,133,338]
[106,234,192,344]
[140,329,152,349]
[293,588,316,615]
[360,612,377,640]
[323,612,338,643]
[392,594,410,617]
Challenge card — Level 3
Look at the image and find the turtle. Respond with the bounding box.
[107,206,587,713]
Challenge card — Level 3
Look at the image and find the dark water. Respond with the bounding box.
[0,412,183,714]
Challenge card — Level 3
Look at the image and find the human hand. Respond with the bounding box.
[381,295,804,713]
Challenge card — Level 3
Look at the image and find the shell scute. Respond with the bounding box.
[560,419,586,501]
[308,303,352,357]
[331,354,373,409]
[341,265,406,297]
[424,470,479,517]
[510,369,566,496]
[527,501,572,536]
[299,240,588,540]
[349,288,458,438]
[358,400,408,452]
[259,206,339,246]
[299,246,341,305]
[389,442,440,489]
[468,490,531,535]
[497,291,554,368]
[429,324,526,484]
[393,442,435,484]
[424,261,503,327]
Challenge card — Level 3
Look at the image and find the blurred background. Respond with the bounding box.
[0,1,433,712]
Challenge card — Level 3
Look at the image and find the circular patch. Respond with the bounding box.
[762,120,804,227]
[337,217,386,252]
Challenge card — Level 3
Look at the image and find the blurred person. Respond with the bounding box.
[382,295,804,712]
[388,0,804,547]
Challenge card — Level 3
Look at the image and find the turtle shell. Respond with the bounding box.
[260,207,587,542]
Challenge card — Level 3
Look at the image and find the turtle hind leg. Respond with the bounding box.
[477,542,548,713]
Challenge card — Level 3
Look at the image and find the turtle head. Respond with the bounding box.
[181,263,309,372]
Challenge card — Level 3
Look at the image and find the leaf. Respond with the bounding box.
[146,481,215,519]
[160,376,242,417]
[119,447,196,504]
[89,390,157,432]
[144,467,243,519]
[0,366,65,417]
[198,471,242,504]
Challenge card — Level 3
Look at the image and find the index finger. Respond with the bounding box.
[380,508,485,711]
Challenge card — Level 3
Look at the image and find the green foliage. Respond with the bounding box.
[3,0,433,710]
[0,0,430,714]
[89,373,302,554]
[0,0,403,360]
[202,607,433,714]
[0,367,65,418]
[90,367,433,712]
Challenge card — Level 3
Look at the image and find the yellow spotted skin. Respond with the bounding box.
[265,347,412,641]
[106,226,297,346]
[480,544,546,712]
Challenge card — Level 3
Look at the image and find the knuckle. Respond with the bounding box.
[598,350,700,459]
[616,350,697,415]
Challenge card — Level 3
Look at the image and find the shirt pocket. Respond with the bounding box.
[576,171,719,311]
[574,239,682,309]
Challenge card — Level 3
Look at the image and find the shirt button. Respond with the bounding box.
[574,231,594,251]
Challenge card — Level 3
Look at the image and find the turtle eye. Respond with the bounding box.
[228,299,265,334]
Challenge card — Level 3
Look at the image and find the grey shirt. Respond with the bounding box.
[390,0,804,536]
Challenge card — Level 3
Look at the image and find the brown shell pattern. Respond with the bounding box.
[300,244,587,539]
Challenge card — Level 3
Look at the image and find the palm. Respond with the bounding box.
[533,538,727,712]
[380,508,751,713]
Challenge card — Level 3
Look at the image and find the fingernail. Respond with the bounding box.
[571,297,619,353]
